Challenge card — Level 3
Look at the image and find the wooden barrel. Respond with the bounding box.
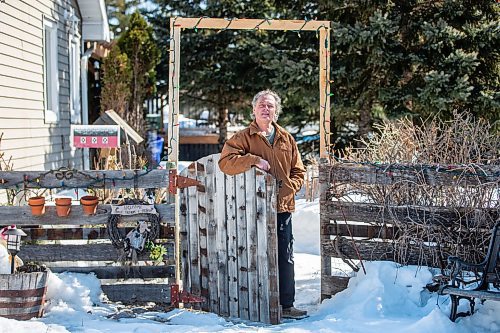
[0,271,48,320]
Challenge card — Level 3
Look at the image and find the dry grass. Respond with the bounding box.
[92,146,168,204]
[331,112,499,268]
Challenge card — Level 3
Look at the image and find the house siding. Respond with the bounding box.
[0,0,83,171]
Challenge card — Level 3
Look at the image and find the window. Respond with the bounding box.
[43,18,59,123]
[69,37,81,124]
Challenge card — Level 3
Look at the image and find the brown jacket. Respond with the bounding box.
[219,121,306,213]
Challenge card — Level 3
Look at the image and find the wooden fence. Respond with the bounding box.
[0,169,175,304]
[179,153,280,324]
[320,162,500,300]
[304,163,319,201]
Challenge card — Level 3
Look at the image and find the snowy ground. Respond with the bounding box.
[1,199,499,333]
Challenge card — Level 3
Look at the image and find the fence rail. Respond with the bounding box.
[320,162,500,301]
[0,169,174,304]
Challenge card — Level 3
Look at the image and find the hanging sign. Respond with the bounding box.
[110,204,158,215]
[71,125,120,148]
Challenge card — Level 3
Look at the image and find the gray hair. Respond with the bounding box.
[251,89,282,121]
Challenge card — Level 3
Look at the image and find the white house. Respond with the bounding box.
[0,0,110,170]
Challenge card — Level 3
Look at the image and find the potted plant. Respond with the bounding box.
[28,196,45,216]
[80,195,99,215]
[55,197,72,217]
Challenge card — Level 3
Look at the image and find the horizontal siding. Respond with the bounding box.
[0,53,43,75]
[0,86,44,101]
[7,142,73,159]
[0,0,81,171]
[1,125,70,139]
[0,33,42,57]
[0,107,44,119]
[0,76,43,93]
[0,96,44,110]
[0,64,43,82]
[0,135,64,150]
[0,21,41,47]
[1,2,43,34]
[10,149,83,170]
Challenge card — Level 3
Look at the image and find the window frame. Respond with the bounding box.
[69,33,81,124]
[43,17,59,123]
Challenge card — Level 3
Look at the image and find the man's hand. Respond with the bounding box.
[255,158,270,172]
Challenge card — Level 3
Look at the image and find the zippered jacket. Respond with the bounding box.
[219,121,306,213]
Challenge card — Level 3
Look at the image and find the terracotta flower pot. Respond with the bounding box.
[28,196,45,216]
[80,195,99,215]
[55,197,72,217]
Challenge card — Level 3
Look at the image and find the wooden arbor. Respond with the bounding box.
[167,17,332,164]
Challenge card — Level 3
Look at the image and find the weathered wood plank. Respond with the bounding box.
[322,222,395,240]
[19,225,174,241]
[174,17,330,31]
[245,168,259,322]
[178,186,190,292]
[19,243,170,262]
[216,166,229,317]
[196,159,209,306]
[321,201,498,228]
[441,287,500,301]
[205,155,219,313]
[255,170,270,324]
[320,163,499,186]
[101,284,171,304]
[0,169,170,189]
[226,173,239,318]
[0,203,175,226]
[236,173,249,321]
[321,275,350,299]
[319,158,333,288]
[265,174,280,325]
[321,238,441,267]
[187,164,201,295]
[50,265,175,279]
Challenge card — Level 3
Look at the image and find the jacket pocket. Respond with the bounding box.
[277,142,291,152]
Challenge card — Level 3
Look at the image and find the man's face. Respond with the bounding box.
[253,95,277,122]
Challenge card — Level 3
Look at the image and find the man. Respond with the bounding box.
[218,89,307,319]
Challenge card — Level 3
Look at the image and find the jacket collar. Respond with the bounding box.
[249,121,285,139]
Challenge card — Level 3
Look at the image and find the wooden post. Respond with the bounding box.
[168,19,180,165]
[319,27,331,158]
[169,18,181,286]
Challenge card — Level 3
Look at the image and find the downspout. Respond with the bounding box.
[81,43,95,170]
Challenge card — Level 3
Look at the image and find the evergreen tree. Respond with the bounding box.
[116,11,160,134]
[143,0,499,152]
[322,0,499,148]
[101,44,132,118]
[105,0,142,38]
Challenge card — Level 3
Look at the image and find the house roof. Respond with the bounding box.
[77,0,110,42]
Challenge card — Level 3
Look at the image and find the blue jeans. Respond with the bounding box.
[277,212,294,308]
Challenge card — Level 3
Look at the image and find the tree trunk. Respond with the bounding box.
[357,96,373,146]
[218,106,229,144]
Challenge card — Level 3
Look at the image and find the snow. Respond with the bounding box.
[1,199,499,333]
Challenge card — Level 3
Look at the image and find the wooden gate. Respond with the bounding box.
[179,153,280,324]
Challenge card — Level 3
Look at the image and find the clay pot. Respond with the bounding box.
[28,196,45,216]
[55,197,72,217]
[80,195,99,215]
